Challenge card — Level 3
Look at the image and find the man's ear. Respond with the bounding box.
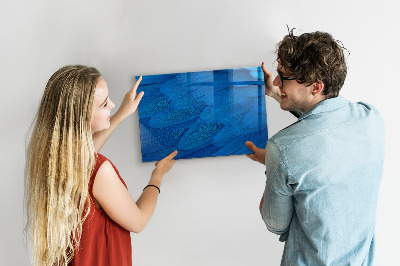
[312,82,324,96]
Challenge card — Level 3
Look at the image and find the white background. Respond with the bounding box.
[1,0,399,265]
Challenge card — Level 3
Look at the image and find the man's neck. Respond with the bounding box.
[301,95,327,113]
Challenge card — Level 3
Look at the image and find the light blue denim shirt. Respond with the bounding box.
[260,96,385,266]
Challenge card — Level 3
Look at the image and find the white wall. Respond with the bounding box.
[1,0,399,265]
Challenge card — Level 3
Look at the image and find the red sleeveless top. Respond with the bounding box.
[69,153,132,266]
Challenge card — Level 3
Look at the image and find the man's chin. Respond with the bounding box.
[279,103,290,111]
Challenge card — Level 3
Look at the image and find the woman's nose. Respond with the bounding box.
[109,100,115,109]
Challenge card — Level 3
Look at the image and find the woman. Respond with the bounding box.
[25,65,177,265]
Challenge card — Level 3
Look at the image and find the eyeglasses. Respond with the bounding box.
[277,70,297,86]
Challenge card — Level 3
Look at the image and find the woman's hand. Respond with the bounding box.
[92,77,144,152]
[115,76,144,120]
[152,151,178,178]
[262,62,281,103]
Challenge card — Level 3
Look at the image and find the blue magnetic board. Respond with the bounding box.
[136,66,268,162]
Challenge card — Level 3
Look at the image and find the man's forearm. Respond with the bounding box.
[266,91,301,118]
[268,92,282,103]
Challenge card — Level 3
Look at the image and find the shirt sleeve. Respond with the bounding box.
[260,139,294,241]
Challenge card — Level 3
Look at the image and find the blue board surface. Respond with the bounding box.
[136,66,268,162]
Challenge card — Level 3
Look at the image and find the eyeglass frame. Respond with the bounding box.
[277,69,297,86]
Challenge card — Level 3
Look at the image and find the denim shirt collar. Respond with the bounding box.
[298,95,350,121]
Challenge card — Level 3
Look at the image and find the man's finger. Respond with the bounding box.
[245,153,256,161]
[261,62,271,76]
[245,141,259,153]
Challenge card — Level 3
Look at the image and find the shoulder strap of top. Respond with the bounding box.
[88,153,108,199]
[88,153,128,199]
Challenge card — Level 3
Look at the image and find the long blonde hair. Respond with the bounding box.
[25,65,101,265]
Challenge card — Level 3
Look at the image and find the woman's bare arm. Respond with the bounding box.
[93,151,178,233]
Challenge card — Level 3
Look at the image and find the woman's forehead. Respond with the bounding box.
[94,78,108,102]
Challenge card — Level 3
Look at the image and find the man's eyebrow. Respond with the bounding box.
[277,68,284,75]
[277,68,292,77]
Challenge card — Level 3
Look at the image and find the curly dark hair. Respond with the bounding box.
[277,29,348,98]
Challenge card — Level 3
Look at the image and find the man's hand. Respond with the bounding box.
[245,141,266,165]
[262,62,281,103]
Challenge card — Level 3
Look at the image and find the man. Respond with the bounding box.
[246,31,385,265]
